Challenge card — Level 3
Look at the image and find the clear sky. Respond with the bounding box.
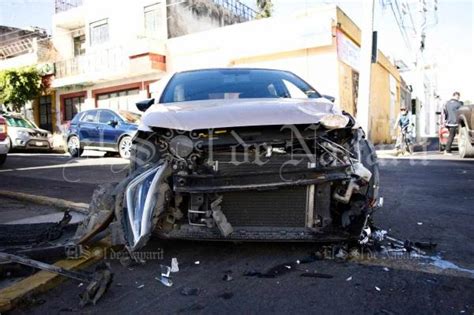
[1,0,473,101]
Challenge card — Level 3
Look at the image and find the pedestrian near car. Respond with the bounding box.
[443,92,463,155]
[393,106,413,152]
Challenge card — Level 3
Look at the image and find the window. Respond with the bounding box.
[282,79,309,99]
[64,95,85,121]
[5,117,36,129]
[144,3,161,38]
[81,111,98,123]
[161,69,321,103]
[73,34,86,56]
[90,19,109,46]
[98,110,116,124]
[97,89,141,112]
[39,96,52,131]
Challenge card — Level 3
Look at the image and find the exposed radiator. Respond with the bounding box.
[221,186,308,227]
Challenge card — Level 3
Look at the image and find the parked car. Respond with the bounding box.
[81,68,381,251]
[2,113,53,152]
[0,115,9,166]
[456,104,474,158]
[65,109,140,158]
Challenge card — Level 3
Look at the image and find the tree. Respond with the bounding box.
[256,0,273,19]
[0,66,43,112]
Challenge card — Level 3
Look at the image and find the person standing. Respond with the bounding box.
[443,92,463,154]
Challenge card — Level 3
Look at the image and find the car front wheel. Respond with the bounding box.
[459,126,474,158]
[67,136,83,158]
[119,136,132,159]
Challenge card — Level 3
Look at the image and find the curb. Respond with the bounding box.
[0,190,89,214]
[0,240,109,313]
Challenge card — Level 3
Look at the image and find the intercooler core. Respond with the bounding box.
[220,186,308,227]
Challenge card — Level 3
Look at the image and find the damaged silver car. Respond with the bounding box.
[88,68,381,251]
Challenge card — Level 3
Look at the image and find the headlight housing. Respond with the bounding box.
[320,114,350,130]
[17,130,30,139]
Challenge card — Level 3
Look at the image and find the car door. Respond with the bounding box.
[97,110,122,149]
[78,110,99,146]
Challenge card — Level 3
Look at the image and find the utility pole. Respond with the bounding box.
[356,0,375,137]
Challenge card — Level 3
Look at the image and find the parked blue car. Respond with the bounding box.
[65,109,140,158]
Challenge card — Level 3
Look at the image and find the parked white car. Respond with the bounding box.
[2,113,53,152]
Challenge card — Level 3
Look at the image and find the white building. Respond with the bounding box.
[52,0,255,133]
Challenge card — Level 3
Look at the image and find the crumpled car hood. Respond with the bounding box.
[139,98,340,131]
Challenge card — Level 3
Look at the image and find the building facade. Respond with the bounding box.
[159,5,405,143]
[51,0,255,140]
[1,2,407,146]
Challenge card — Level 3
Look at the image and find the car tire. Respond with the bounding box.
[67,136,83,158]
[118,136,132,159]
[0,154,6,166]
[459,126,474,158]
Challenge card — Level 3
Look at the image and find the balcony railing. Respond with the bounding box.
[213,0,257,21]
[55,46,127,79]
[55,0,83,13]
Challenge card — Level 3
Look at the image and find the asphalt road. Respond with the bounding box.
[2,151,473,314]
[0,152,128,203]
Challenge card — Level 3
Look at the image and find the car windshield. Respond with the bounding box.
[5,116,36,129]
[118,110,141,124]
[160,69,321,103]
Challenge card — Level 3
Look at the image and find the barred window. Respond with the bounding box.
[90,19,109,46]
[144,3,161,38]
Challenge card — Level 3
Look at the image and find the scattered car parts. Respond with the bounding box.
[0,252,113,307]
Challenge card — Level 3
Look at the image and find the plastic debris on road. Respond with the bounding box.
[346,276,353,281]
[156,265,173,287]
[375,286,381,291]
[171,257,179,273]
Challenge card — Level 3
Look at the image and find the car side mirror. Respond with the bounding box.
[108,119,118,127]
[322,94,336,103]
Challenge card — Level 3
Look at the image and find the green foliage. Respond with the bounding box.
[0,67,43,112]
[256,0,273,18]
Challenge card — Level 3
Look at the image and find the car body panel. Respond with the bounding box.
[140,98,339,131]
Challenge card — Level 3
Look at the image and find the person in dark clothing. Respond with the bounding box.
[443,92,464,154]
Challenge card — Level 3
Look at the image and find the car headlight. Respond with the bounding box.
[17,130,30,139]
[320,114,350,130]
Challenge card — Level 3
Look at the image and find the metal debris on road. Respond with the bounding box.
[137,284,144,289]
[0,252,113,307]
